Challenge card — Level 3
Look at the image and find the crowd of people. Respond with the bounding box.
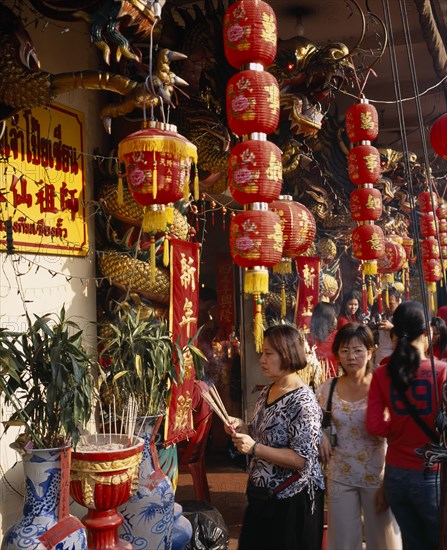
[223,288,447,550]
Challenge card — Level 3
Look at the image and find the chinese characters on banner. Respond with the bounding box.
[216,257,235,335]
[165,238,201,445]
[295,256,321,333]
[0,104,88,255]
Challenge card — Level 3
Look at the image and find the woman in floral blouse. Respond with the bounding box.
[226,323,324,550]
[317,323,401,550]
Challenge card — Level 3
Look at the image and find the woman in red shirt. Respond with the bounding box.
[366,301,447,550]
[337,289,363,329]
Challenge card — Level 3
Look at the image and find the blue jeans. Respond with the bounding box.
[384,464,440,550]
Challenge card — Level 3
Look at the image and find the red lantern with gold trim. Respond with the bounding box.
[439,220,447,233]
[118,122,197,233]
[269,196,316,271]
[350,187,382,221]
[229,207,283,268]
[228,140,282,203]
[420,213,437,238]
[226,70,280,135]
[348,145,381,185]
[352,224,385,262]
[418,191,438,213]
[223,0,277,69]
[345,100,379,143]
[440,233,447,246]
[377,240,406,274]
[422,237,440,260]
[423,259,443,285]
[430,113,447,160]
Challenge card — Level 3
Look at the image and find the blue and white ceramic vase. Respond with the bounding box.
[118,415,175,550]
[2,446,87,550]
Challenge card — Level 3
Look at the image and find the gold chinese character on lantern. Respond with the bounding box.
[364,154,379,172]
[366,195,381,209]
[360,112,375,130]
[268,222,283,252]
[368,233,382,250]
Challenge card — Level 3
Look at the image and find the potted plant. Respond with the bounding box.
[0,306,96,550]
[97,299,205,550]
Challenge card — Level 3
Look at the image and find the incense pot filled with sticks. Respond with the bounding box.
[70,397,144,550]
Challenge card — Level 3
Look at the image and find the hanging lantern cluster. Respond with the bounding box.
[418,191,442,311]
[118,121,198,282]
[346,98,385,305]
[224,0,283,350]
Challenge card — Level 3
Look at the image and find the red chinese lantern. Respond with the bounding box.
[348,145,381,185]
[345,100,379,143]
[422,259,442,292]
[223,0,277,69]
[377,240,406,273]
[350,187,382,221]
[439,220,447,233]
[420,213,437,238]
[418,191,438,213]
[430,113,447,160]
[228,140,282,203]
[226,70,280,135]
[118,122,197,233]
[229,207,283,290]
[352,224,385,273]
[421,237,440,260]
[270,196,316,272]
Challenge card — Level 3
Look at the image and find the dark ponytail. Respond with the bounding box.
[386,301,426,390]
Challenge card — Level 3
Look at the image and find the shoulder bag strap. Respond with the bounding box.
[394,384,438,443]
[326,376,339,414]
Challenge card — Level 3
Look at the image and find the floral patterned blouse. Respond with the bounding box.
[248,384,325,500]
[317,378,386,488]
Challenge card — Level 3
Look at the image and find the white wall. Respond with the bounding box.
[0,4,108,535]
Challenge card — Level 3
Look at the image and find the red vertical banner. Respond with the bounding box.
[216,257,235,335]
[165,238,201,446]
[295,256,321,333]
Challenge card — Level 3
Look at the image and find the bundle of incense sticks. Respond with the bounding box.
[201,385,235,432]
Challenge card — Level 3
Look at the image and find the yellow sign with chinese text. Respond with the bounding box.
[0,103,88,255]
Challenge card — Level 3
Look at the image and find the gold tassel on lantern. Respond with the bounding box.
[183,172,190,202]
[273,258,292,275]
[280,281,286,318]
[165,204,174,225]
[152,151,158,199]
[150,234,156,286]
[254,296,264,353]
[142,205,167,233]
[163,235,169,267]
[428,282,437,313]
[244,267,269,295]
[117,171,124,206]
[363,260,378,275]
[367,278,374,306]
[194,165,199,201]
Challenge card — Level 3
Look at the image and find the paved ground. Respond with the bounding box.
[176,452,249,549]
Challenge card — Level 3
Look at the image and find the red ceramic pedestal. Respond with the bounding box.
[83,509,130,550]
[70,434,144,550]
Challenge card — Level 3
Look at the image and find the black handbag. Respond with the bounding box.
[322,377,339,447]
